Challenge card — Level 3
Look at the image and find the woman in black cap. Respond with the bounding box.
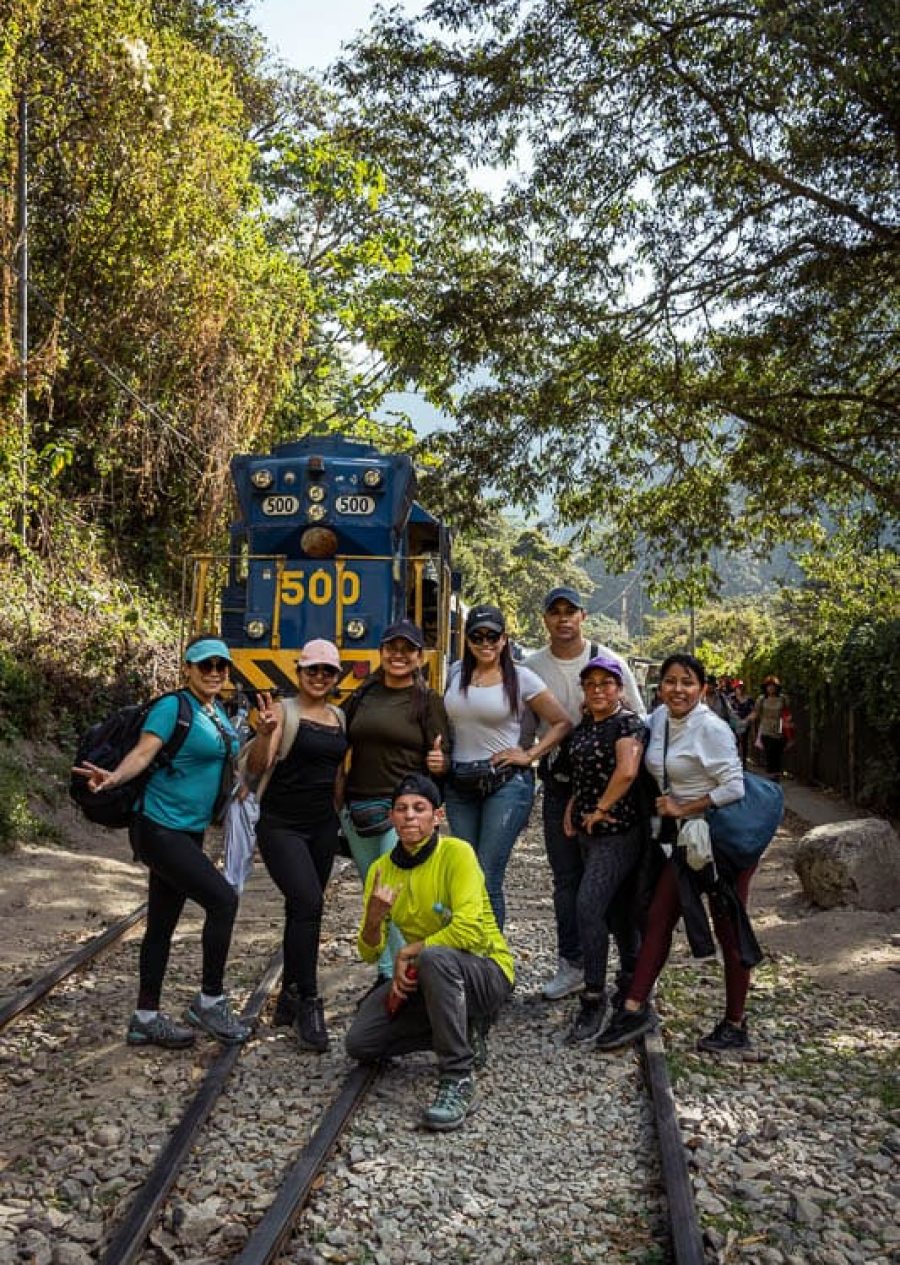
[444,604,570,928]
[339,620,451,987]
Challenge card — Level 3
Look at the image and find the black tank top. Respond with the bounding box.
[260,719,348,824]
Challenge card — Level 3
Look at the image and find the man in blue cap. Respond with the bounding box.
[526,587,645,1000]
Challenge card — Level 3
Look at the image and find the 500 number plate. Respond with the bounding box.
[261,495,300,516]
[334,494,375,515]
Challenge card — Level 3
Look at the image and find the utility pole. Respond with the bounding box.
[17,91,28,549]
[689,601,696,654]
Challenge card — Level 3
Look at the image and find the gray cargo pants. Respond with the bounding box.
[345,944,511,1078]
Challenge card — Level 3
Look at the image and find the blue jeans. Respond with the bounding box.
[444,770,535,929]
[340,806,405,978]
[542,780,584,965]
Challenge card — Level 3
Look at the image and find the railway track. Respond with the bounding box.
[1,824,710,1265]
[0,904,148,1034]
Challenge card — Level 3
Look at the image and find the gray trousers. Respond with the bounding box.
[345,945,511,1078]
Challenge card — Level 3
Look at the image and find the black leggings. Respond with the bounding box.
[256,813,337,998]
[131,815,239,1010]
[576,825,644,997]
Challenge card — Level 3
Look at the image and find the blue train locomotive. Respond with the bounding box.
[184,435,460,698]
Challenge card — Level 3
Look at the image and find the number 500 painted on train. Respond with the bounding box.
[184,435,463,699]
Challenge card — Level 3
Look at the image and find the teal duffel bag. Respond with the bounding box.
[706,773,784,868]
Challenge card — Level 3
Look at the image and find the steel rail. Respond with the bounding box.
[98,949,284,1265]
[642,1029,707,1265]
[0,903,148,1033]
[232,1063,378,1265]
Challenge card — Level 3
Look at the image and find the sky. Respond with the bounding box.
[249,0,422,72]
[248,1,449,437]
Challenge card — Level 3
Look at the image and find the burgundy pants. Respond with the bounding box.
[629,860,756,1023]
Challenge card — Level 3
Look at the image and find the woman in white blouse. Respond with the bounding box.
[596,653,757,1055]
[444,604,570,928]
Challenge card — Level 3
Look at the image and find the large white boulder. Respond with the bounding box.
[794,818,900,911]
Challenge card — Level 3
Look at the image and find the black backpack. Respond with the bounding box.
[70,691,194,829]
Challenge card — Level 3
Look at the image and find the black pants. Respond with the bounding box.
[256,812,337,998]
[576,825,643,997]
[131,815,239,1011]
[761,734,784,776]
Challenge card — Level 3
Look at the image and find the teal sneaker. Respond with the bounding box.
[184,994,251,1045]
[126,1011,195,1049]
[422,1076,477,1131]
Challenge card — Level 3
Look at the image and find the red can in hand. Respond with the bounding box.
[385,963,418,1017]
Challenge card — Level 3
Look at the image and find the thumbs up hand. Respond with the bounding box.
[426,733,447,775]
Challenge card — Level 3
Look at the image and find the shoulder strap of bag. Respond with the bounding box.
[662,717,671,794]
[327,702,346,732]
[243,695,300,803]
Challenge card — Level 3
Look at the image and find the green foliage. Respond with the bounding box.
[0,494,181,742]
[452,511,593,644]
[833,620,900,731]
[0,746,63,852]
[643,599,782,674]
[1,0,311,567]
[336,0,899,592]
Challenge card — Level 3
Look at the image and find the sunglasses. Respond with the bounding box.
[301,664,339,678]
[468,629,502,645]
[195,657,229,674]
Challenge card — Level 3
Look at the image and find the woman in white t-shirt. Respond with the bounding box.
[444,604,570,928]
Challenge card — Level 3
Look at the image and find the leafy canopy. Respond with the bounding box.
[336,0,900,589]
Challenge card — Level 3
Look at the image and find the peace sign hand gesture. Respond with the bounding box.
[255,692,279,738]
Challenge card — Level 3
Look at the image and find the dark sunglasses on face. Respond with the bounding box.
[301,664,339,678]
[195,657,229,674]
[468,630,502,645]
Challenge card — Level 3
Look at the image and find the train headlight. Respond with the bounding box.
[246,619,268,639]
[300,527,338,558]
[362,468,383,489]
[251,467,274,489]
[346,618,366,640]
[307,503,327,522]
[308,485,326,502]
[283,471,297,486]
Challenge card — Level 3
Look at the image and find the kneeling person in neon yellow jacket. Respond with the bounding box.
[345,773,514,1131]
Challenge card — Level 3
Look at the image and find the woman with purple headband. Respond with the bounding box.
[562,654,649,1043]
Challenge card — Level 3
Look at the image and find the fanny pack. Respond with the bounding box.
[347,798,394,838]
[449,759,517,799]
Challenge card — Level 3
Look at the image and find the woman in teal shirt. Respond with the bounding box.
[75,636,247,1050]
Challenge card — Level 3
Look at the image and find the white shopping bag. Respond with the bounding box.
[223,791,260,893]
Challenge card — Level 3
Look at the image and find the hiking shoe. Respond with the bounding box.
[567,994,607,1044]
[468,1015,489,1071]
[184,994,251,1045]
[272,984,299,1028]
[697,1018,751,1054]
[126,1011,195,1050]
[295,995,329,1052]
[422,1076,477,1131]
[595,1004,656,1051]
[542,958,584,1001]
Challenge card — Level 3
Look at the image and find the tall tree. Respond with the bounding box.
[336,0,900,589]
[0,0,310,564]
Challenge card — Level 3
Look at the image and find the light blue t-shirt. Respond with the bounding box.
[141,693,238,833]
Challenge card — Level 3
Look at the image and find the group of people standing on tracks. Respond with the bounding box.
[74,587,783,1132]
